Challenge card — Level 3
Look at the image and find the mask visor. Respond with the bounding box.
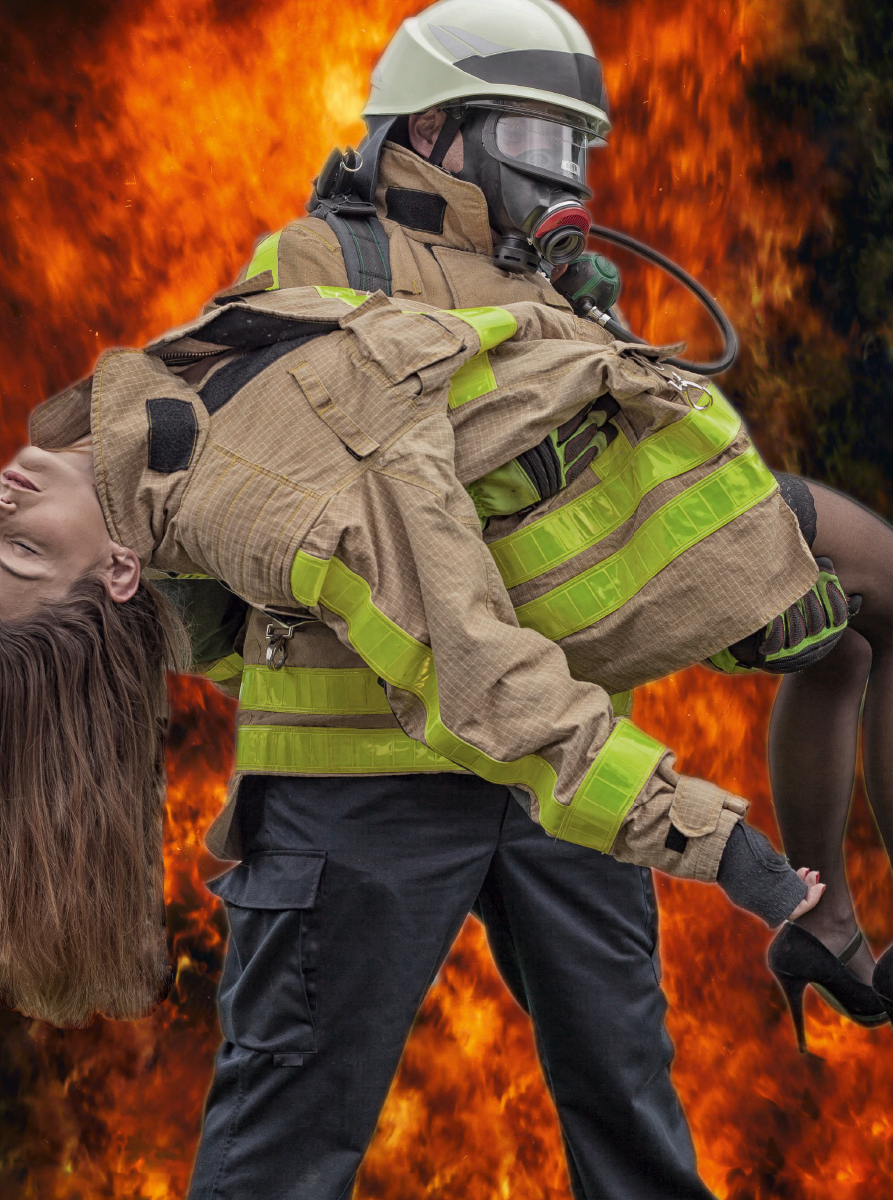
[494,114,589,187]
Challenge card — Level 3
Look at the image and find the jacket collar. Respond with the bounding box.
[375,143,494,256]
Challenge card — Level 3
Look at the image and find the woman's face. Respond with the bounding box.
[0,444,139,613]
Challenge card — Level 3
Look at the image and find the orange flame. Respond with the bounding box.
[0,1,891,1197]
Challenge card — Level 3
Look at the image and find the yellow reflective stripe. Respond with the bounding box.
[246,231,282,289]
[312,284,370,308]
[610,690,633,719]
[546,720,663,847]
[285,551,659,849]
[447,306,518,351]
[240,666,390,714]
[491,384,742,589]
[448,350,497,408]
[240,665,632,720]
[291,551,330,607]
[517,446,777,640]
[236,725,463,774]
[200,652,245,682]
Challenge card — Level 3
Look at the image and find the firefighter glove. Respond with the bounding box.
[706,557,860,675]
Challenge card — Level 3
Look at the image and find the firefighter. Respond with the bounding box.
[169,2,830,1197]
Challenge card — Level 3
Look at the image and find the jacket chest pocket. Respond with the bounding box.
[290,359,384,459]
[207,850,325,1064]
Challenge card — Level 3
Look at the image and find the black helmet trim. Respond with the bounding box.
[453,50,609,120]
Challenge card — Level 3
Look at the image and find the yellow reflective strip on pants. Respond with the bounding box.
[200,652,245,683]
[491,385,742,589]
[516,446,777,640]
[236,726,463,774]
[448,350,497,408]
[285,550,663,849]
[548,720,663,847]
[447,306,518,351]
[239,666,391,714]
[312,285,370,308]
[246,231,282,289]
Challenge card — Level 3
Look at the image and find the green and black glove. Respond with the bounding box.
[707,557,860,675]
[467,397,620,524]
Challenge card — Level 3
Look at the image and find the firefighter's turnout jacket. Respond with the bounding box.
[30,282,814,882]
[203,141,814,866]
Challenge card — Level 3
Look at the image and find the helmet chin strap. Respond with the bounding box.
[427,112,466,168]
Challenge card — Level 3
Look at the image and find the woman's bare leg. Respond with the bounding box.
[770,483,893,985]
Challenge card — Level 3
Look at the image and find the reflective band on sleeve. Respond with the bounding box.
[447,306,518,351]
[449,350,497,408]
[239,666,391,714]
[200,652,245,683]
[236,725,463,774]
[491,384,742,589]
[544,719,663,848]
[285,550,658,849]
[291,551,331,607]
[246,231,282,289]
[516,446,777,640]
[312,285,371,308]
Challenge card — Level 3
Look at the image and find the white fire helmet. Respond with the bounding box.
[363,0,611,144]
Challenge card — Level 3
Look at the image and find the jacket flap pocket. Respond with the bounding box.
[340,293,465,384]
[290,360,380,458]
[668,778,726,838]
[206,850,326,909]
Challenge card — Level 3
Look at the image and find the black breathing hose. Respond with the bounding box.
[587,224,739,376]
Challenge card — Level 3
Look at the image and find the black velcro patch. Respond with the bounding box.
[200,308,339,350]
[664,825,689,854]
[385,187,447,235]
[146,398,198,473]
[199,334,322,415]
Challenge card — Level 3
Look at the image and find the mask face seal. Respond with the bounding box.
[456,104,595,274]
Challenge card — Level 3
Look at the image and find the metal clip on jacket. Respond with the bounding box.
[266,621,297,671]
[667,371,712,410]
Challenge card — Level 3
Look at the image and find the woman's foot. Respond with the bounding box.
[792,910,876,985]
[768,923,889,1052]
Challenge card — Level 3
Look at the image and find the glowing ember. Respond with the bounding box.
[0,1,890,1197]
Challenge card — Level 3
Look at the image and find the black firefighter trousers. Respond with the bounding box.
[187,773,716,1200]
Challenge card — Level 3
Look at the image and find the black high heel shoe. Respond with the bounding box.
[767,923,889,1053]
[872,945,893,1023]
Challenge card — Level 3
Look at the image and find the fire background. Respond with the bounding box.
[0,0,892,1195]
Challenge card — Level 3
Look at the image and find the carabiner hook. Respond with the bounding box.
[265,622,296,671]
[668,371,713,410]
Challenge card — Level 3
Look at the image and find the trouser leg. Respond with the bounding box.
[473,799,716,1200]
[187,773,505,1200]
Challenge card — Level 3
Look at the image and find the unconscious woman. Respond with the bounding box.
[0,283,836,1028]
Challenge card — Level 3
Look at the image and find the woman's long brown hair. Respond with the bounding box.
[0,574,189,1027]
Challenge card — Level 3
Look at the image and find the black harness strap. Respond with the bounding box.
[325,210,392,295]
[309,166,393,296]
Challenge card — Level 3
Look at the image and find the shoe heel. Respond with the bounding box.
[772,970,809,1053]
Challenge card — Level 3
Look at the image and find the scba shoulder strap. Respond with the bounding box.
[308,147,393,296]
[323,205,392,296]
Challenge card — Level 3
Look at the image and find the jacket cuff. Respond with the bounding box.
[609,765,748,882]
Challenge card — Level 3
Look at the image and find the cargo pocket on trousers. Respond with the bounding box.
[206,850,326,1065]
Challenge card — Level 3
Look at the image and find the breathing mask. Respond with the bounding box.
[454,101,598,274]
